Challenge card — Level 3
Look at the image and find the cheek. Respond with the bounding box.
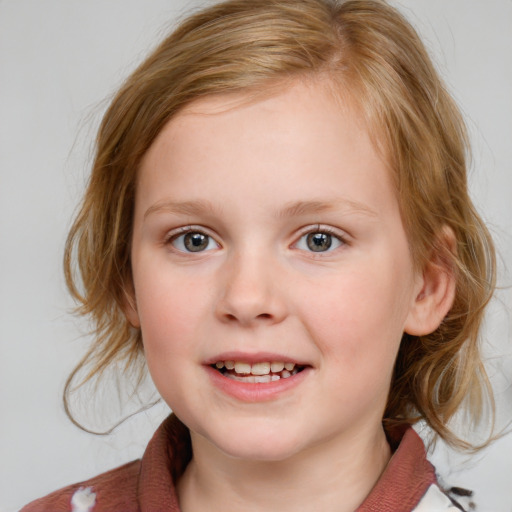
[298,265,409,370]
[133,267,211,360]
[133,269,212,405]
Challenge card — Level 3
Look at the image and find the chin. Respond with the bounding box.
[218,437,305,462]
[198,418,308,462]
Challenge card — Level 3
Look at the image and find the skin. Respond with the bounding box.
[126,80,454,512]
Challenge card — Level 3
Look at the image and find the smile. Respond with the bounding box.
[211,361,303,383]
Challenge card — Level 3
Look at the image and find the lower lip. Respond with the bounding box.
[205,365,310,402]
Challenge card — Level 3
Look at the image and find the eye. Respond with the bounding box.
[169,230,219,253]
[295,228,345,253]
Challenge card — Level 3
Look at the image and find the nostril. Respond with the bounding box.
[223,312,272,322]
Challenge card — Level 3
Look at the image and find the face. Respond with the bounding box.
[128,81,423,461]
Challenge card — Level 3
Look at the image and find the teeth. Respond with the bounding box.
[254,375,272,383]
[227,374,274,383]
[234,362,251,374]
[226,373,286,383]
[214,360,301,378]
[251,362,271,375]
[270,362,285,372]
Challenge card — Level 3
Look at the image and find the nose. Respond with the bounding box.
[215,250,288,327]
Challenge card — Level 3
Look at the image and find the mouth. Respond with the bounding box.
[211,360,306,383]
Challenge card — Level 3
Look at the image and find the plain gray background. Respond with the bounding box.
[1,1,511,510]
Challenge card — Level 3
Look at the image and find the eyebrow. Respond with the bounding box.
[144,199,220,219]
[144,198,378,220]
[277,199,378,219]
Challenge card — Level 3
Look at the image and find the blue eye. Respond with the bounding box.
[295,229,344,253]
[170,231,219,253]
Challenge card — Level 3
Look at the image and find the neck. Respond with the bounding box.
[177,424,391,512]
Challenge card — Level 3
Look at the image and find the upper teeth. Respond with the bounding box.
[214,361,297,375]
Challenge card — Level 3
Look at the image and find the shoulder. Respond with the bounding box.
[20,414,187,512]
[357,426,469,512]
[20,459,141,512]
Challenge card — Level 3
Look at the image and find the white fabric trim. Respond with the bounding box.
[70,486,96,512]
[413,484,460,511]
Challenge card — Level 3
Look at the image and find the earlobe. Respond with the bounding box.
[121,281,141,329]
[404,227,457,336]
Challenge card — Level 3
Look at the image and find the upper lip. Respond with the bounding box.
[204,351,309,366]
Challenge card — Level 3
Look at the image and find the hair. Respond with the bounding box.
[64,0,496,448]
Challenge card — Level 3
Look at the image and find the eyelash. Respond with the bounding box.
[164,225,348,254]
[294,225,348,254]
[165,226,219,254]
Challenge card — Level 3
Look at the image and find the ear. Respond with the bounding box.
[404,227,457,336]
[121,278,141,329]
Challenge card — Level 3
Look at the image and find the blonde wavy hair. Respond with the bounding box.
[64,0,496,448]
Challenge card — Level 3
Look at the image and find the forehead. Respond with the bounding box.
[137,80,397,220]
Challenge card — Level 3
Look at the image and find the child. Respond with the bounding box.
[22,0,498,510]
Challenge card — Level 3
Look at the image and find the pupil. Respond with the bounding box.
[184,232,208,252]
[307,232,331,252]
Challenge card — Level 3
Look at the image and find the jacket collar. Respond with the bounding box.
[138,415,435,511]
